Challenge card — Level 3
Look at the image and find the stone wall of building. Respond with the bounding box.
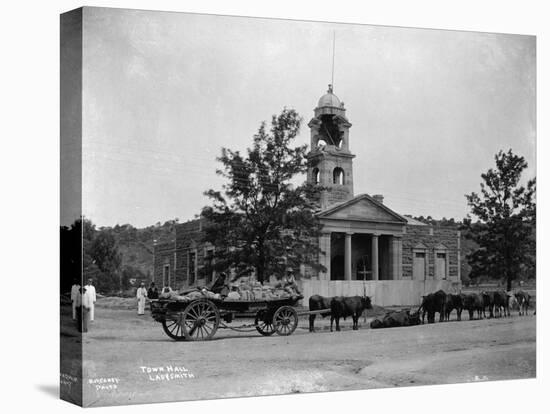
[153,240,175,287]
[174,219,203,288]
[401,224,460,281]
[153,219,212,289]
[153,221,461,289]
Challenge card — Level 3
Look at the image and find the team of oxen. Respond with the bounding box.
[308,289,533,332]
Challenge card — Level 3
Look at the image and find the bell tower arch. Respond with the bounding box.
[307,85,355,209]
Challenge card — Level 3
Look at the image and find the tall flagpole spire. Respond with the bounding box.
[331,30,336,91]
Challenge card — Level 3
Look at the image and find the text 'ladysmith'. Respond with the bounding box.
[140,365,195,382]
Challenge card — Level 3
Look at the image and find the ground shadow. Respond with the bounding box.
[36,383,59,399]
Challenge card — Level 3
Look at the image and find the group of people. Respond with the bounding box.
[70,278,97,333]
[69,278,159,333]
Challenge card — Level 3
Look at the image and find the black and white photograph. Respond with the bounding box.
[0,2,532,413]
[57,5,539,407]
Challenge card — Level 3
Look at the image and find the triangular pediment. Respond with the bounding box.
[317,194,408,224]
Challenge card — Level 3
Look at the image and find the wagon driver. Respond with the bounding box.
[283,267,301,295]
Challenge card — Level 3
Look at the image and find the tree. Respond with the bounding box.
[89,231,123,292]
[60,218,96,293]
[463,149,536,290]
[61,217,126,294]
[201,109,326,283]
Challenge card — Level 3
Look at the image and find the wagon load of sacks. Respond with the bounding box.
[225,280,299,301]
[158,279,299,302]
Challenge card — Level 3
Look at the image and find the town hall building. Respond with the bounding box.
[154,86,461,306]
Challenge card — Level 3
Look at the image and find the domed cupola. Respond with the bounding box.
[315,84,347,119]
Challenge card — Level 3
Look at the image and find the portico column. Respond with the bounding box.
[320,232,331,281]
[372,233,379,281]
[397,236,403,280]
[345,232,353,281]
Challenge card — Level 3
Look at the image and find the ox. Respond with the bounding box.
[330,296,373,332]
[370,309,421,329]
[481,291,495,318]
[462,293,484,320]
[515,290,531,316]
[308,295,333,332]
[492,290,511,317]
[507,292,519,314]
[443,293,464,321]
[420,290,447,323]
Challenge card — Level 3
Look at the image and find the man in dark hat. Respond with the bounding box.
[147,282,159,300]
[210,272,229,296]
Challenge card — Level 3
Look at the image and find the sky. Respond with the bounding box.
[79,7,536,228]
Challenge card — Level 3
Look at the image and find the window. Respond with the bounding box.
[333,167,344,185]
[188,251,196,285]
[204,248,215,284]
[413,252,426,280]
[163,264,170,287]
[435,252,447,280]
[312,168,320,184]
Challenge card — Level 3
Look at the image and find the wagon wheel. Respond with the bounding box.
[181,300,220,341]
[273,306,298,336]
[162,312,186,341]
[255,310,275,336]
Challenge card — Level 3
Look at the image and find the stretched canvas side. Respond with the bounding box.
[60,7,84,407]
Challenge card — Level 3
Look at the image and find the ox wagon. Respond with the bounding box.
[150,295,305,341]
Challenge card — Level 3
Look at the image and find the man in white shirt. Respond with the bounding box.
[84,278,97,321]
[70,279,81,320]
[136,282,148,315]
[75,286,92,332]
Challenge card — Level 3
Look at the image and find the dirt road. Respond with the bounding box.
[61,302,536,407]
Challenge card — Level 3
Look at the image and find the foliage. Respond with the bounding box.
[201,109,326,283]
[61,217,155,294]
[463,149,536,290]
[407,215,458,227]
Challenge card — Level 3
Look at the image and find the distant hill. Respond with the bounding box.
[98,220,180,280]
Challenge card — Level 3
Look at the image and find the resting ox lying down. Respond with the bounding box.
[370,309,421,329]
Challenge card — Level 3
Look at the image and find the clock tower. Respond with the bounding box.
[307,85,355,209]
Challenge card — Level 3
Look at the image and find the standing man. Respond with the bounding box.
[147,282,159,300]
[75,286,91,332]
[84,278,97,321]
[137,282,148,315]
[70,278,81,320]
